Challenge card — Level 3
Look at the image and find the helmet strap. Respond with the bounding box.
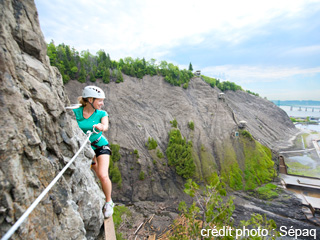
[87,98,96,111]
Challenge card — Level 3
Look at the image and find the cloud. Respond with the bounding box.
[201,65,320,83]
[283,45,320,56]
[35,0,319,59]
[259,88,320,101]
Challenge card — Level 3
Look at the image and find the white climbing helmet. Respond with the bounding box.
[82,86,105,99]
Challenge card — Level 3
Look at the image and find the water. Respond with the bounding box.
[295,123,320,132]
[279,105,320,132]
[279,105,320,118]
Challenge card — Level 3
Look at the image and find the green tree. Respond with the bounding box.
[102,68,110,83]
[70,66,78,79]
[89,72,96,82]
[170,118,178,128]
[171,177,279,240]
[166,129,195,179]
[116,67,124,83]
[78,60,87,83]
[188,121,194,130]
[110,144,121,162]
[171,176,233,239]
[129,65,136,77]
[146,137,158,150]
[188,62,193,71]
[139,171,145,180]
[47,40,57,65]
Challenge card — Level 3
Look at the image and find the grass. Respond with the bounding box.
[256,183,279,200]
[241,138,275,191]
[113,205,131,240]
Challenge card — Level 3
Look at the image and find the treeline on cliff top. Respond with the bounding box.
[47,41,259,95]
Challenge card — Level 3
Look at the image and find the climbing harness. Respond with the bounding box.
[1,130,95,240]
[90,125,111,152]
[90,134,102,148]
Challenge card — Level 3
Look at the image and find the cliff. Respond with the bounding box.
[65,75,298,201]
[0,0,303,239]
[0,1,104,239]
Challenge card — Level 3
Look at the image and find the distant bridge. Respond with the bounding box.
[289,106,320,113]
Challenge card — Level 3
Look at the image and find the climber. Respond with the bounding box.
[72,86,114,218]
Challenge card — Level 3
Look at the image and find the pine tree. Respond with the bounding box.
[102,68,110,83]
[188,62,193,71]
[116,68,123,83]
[89,72,96,82]
[78,61,87,83]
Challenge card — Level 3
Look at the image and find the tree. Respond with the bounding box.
[78,60,87,83]
[102,68,110,83]
[146,137,158,150]
[129,65,135,77]
[116,68,123,83]
[47,40,57,65]
[166,129,195,179]
[171,176,234,239]
[89,72,96,82]
[188,62,193,71]
[70,66,78,79]
[171,177,279,240]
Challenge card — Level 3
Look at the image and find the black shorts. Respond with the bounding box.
[94,145,112,157]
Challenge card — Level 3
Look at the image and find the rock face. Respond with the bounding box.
[65,75,298,202]
[0,1,105,239]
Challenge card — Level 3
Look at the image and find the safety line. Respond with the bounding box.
[1,131,93,240]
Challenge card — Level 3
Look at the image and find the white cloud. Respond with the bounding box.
[35,0,319,59]
[260,89,320,101]
[283,45,320,56]
[201,65,320,83]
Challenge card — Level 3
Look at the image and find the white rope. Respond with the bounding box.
[1,131,93,240]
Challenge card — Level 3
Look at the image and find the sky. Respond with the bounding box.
[34,0,320,101]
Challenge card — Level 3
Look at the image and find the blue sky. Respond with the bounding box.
[34,0,320,100]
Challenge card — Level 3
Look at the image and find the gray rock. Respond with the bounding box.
[0,1,105,239]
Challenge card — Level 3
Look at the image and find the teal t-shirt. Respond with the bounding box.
[73,107,109,149]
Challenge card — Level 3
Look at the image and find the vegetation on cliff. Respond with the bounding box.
[109,143,122,187]
[218,131,275,191]
[46,41,259,95]
[170,177,278,239]
[166,129,196,179]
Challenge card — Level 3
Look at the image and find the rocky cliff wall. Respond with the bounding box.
[0,1,105,239]
[65,74,298,201]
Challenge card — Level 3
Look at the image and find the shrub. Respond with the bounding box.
[109,143,122,187]
[134,149,139,159]
[139,171,145,180]
[113,205,131,240]
[110,144,121,162]
[188,121,194,130]
[170,118,178,128]
[240,130,253,141]
[156,149,164,158]
[110,164,122,187]
[146,137,158,150]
